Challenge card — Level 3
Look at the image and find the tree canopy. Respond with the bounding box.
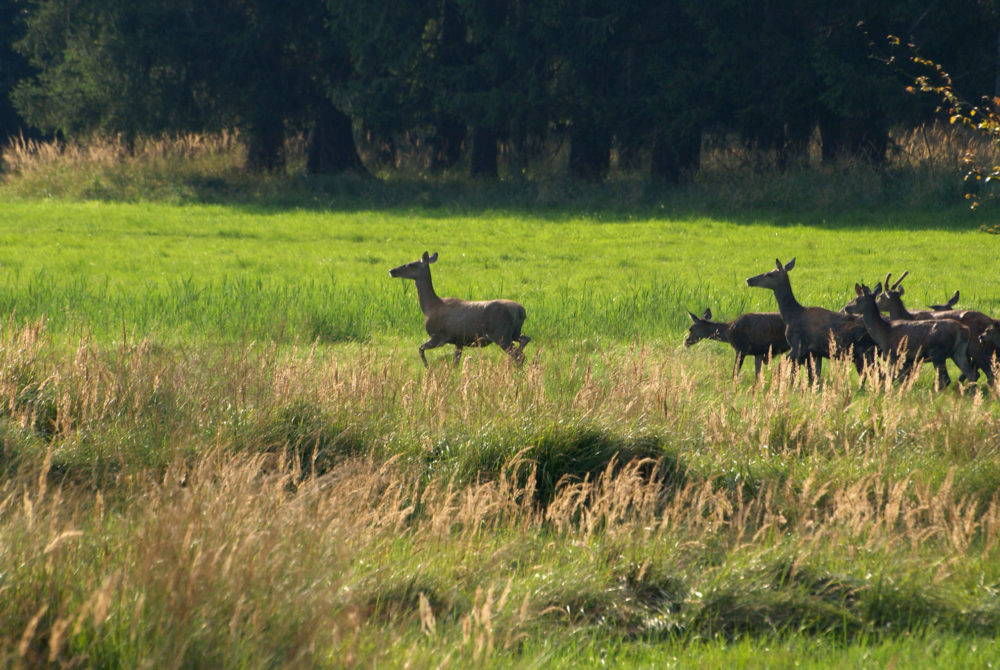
[2,0,998,178]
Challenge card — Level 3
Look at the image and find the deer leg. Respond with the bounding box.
[893,357,914,383]
[512,335,530,365]
[453,345,463,365]
[505,340,527,366]
[966,343,990,383]
[953,352,979,384]
[493,332,526,366]
[418,335,445,367]
[733,351,745,378]
[934,362,952,389]
[753,355,764,377]
[805,354,821,383]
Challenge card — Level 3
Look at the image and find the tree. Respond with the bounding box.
[0,0,33,146]
[13,0,367,174]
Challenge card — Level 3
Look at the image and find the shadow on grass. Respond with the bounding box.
[68,166,983,231]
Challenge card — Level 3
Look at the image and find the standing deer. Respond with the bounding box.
[389,251,530,367]
[844,282,979,388]
[684,309,789,377]
[876,271,997,383]
[745,258,875,381]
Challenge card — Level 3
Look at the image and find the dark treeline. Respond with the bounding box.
[1,0,998,180]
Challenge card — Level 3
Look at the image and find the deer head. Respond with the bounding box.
[875,271,907,311]
[683,309,715,347]
[745,257,795,289]
[389,251,438,280]
[844,282,882,315]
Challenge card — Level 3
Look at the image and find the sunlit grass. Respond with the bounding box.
[0,200,995,351]
[2,130,1000,665]
[0,322,999,666]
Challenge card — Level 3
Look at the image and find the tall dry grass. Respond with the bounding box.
[0,321,999,664]
[1,123,993,210]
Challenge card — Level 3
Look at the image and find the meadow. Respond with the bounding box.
[2,134,1000,667]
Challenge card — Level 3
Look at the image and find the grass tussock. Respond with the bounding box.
[0,320,998,664]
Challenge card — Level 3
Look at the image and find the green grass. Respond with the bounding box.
[4,177,1000,666]
[0,199,995,350]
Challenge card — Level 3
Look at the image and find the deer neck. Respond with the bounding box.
[858,302,892,350]
[705,321,731,343]
[885,297,913,320]
[413,273,444,316]
[769,279,805,320]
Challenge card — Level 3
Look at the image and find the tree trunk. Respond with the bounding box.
[995,29,1000,99]
[568,120,610,180]
[429,0,466,171]
[650,127,701,182]
[307,106,367,175]
[246,115,285,173]
[468,126,497,179]
[430,115,465,170]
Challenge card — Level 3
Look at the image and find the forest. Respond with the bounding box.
[1,0,999,180]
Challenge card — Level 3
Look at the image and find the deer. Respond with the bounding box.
[745,258,875,381]
[929,290,960,312]
[980,322,1000,377]
[389,251,530,367]
[844,282,979,388]
[876,271,997,383]
[684,308,789,377]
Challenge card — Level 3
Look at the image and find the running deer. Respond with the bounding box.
[876,271,997,383]
[389,251,530,367]
[745,258,875,380]
[845,282,979,388]
[684,308,789,377]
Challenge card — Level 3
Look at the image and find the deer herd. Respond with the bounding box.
[692,258,993,389]
[391,251,997,391]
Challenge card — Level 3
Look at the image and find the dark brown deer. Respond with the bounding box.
[929,290,960,312]
[980,322,1000,380]
[845,282,979,388]
[876,271,997,383]
[389,251,530,366]
[684,308,789,377]
[745,258,875,381]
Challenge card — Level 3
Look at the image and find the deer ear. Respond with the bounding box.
[854,283,863,296]
[427,252,438,263]
[784,257,795,271]
[688,311,701,323]
[775,258,783,270]
[873,282,882,294]
[703,308,712,320]
[421,251,429,262]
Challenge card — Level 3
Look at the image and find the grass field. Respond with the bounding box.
[0,198,995,348]
[3,151,1000,666]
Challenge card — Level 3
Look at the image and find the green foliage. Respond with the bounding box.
[886,32,1000,215]
[6,0,1000,179]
